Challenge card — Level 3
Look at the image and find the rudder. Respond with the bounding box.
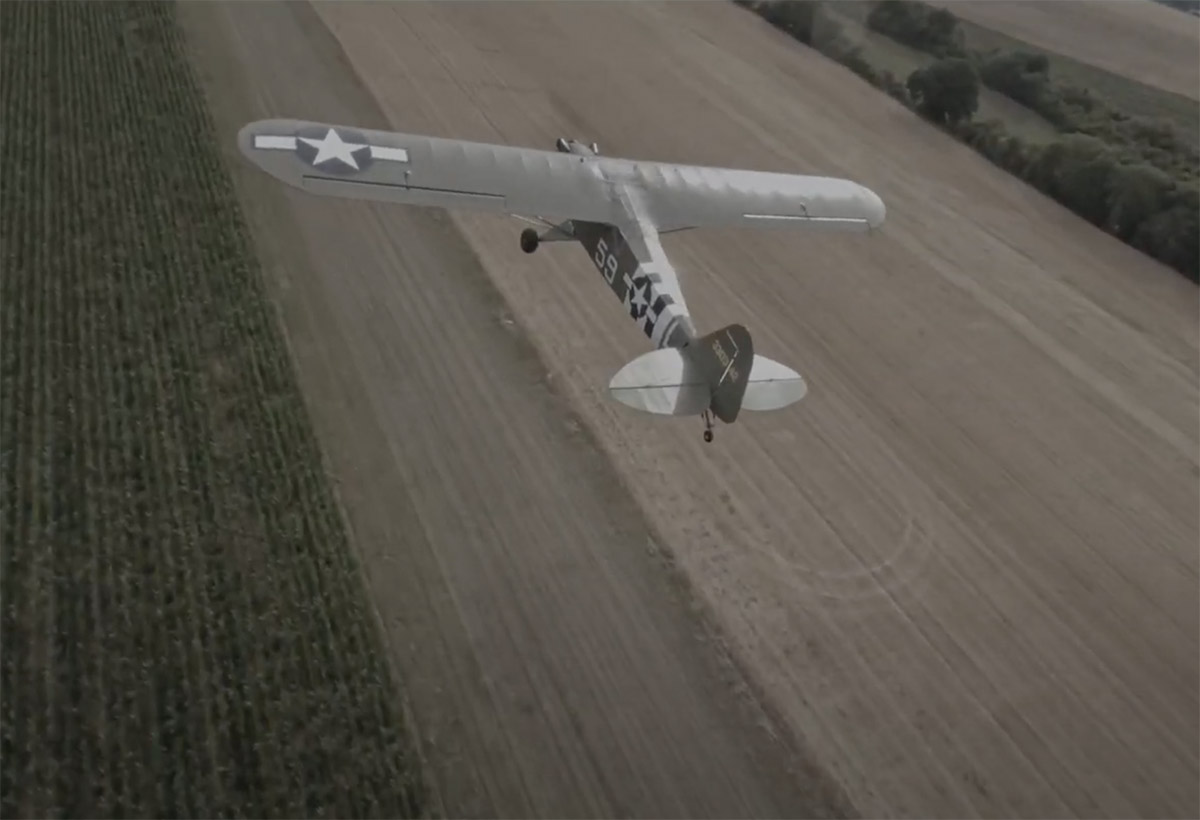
[686,324,754,424]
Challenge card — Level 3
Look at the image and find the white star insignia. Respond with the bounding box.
[251,127,412,170]
[631,283,648,312]
[299,128,368,169]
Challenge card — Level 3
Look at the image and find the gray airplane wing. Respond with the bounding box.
[237,119,886,234]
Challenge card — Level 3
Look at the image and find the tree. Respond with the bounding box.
[1023,140,1065,194]
[1050,135,1116,226]
[867,0,926,45]
[867,0,963,55]
[762,1,819,44]
[997,134,1033,174]
[923,7,964,56]
[1133,191,1199,281]
[906,58,979,125]
[978,49,1051,109]
[1105,163,1173,241]
[878,69,912,105]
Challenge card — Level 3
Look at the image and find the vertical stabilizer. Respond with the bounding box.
[686,324,754,423]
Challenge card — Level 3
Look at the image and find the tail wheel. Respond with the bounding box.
[703,429,714,443]
[520,228,539,254]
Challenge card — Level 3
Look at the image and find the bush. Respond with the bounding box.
[998,134,1035,172]
[1049,135,1119,226]
[867,1,925,46]
[906,58,980,125]
[878,69,912,105]
[825,40,879,85]
[867,0,964,56]
[922,7,964,57]
[955,118,1015,166]
[1131,186,1199,281]
[975,47,1197,181]
[760,0,819,44]
[1105,163,1174,241]
[978,49,1052,110]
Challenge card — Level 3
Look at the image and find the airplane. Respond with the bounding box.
[237,119,886,443]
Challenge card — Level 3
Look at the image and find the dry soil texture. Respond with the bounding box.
[928,0,1200,101]
[180,3,833,818]
[183,2,1200,818]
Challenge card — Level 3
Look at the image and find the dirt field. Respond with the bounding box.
[180,3,835,818]
[183,2,1199,818]
[927,0,1199,101]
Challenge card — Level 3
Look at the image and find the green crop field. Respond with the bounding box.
[0,1,425,816]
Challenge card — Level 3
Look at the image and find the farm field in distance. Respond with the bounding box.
[941,2,1200,145]
[823,4,1062,143]
[0,1,423,816]
[825,0,1199,144]
[926,0,1200,106]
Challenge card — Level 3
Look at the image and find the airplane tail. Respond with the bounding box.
[689,323,755,424]
[606,323,808,424]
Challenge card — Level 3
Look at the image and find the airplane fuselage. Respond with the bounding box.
[571,219,697,350]
[541,137,699,350]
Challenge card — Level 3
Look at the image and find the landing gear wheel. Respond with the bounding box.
[702,410,714,443]
[703,429,713,443]
[520,228,540,254]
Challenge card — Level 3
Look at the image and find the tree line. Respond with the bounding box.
[737,0,1198,282]
[1153,0,1199,14]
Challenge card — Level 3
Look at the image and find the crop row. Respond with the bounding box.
[0,2,424,816]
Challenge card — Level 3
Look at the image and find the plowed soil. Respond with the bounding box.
[181,2,1200,818]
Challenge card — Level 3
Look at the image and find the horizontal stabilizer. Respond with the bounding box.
[608,348,711,417]
[741,355,808,411]
[607,347,808,417]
